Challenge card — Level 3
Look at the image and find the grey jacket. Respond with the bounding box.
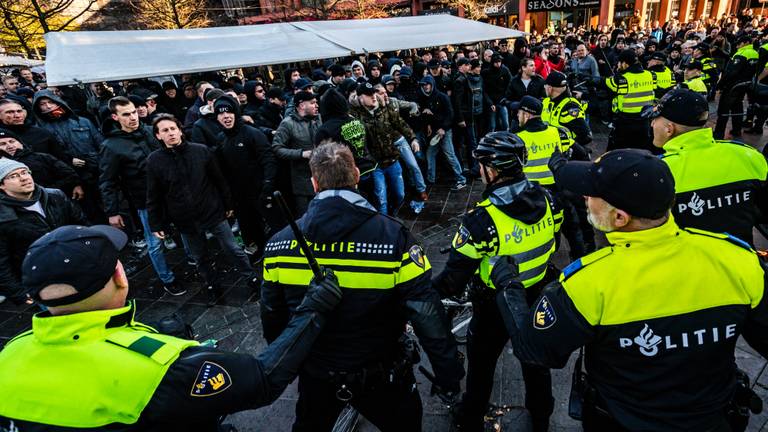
[272,112,321,196]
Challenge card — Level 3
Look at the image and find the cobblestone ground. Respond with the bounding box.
[1,106,768,431]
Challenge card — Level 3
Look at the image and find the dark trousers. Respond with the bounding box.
[715,89,747,139]
[607,116,653,153]
[235,196,283,253]
[292,368,423,432]
[180,220,256,287]
[582,402,734,432]
[458,289,554,432]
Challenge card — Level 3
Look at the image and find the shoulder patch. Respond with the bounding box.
[408,245,426,268]
[560,247,613,281]
[453,224,471,248]
[533,295,557,329]
[190,361,232,397]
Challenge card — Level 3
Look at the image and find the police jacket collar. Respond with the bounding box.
[626,63,645,74]
[32,301,136,344]
[550,90,573,105]
[302,188,378,242]
[662,127,713,153]
[605,215,680,249]
[523,117,548,132]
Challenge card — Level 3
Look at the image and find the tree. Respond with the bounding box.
[128,0,211,29]
[0,0,96,57]
[437,0,492,20]
[339,0,390,19]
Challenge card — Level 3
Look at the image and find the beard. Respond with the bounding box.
[587,208,616,233]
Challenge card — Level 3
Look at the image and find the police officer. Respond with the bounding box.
[644,88,768,245]
[692,43,719,98]
[261,142,463,432]
[493,149,768,431]
[678,60,709,96]
[0,225,343,430]
[604,49,657,153]
[433,131,563,432]
[542,71,596,258]
[714,35,759,139]
[646,52,674,98]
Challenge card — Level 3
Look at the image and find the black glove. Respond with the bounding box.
[297,267,342,314]
[490,255,521,290]
[431,382,461,407]
[548,148,568,175]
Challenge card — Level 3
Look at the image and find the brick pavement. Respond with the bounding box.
[2,111,768,431]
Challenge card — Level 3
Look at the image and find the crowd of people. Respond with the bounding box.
[4,8,768,431]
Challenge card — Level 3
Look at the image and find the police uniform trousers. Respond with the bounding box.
[581,398,735,432]
[714,87,748,139]
[607,114,654,154]
[292,366,422,432]
[458,277,555,432]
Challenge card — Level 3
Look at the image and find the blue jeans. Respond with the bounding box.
[487,105,509,132]
[372,161,405,215]
[137,208,175,284]
[423,130,465,184]
[395,137,426,193]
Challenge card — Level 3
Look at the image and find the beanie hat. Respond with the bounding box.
[213,95,238,114]
[0,158,29,182]
[0,129,23,144]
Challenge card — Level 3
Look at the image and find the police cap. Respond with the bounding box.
[510,95,543,115]
[685,60,703,70]
[544,71,567,88]
[650,52,667,62]
[22,225,128,307]
[641,88,708,127]
[557,149,675,219]
[618,49,638,64]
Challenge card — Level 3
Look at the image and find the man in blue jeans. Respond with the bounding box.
[98,97,181,295]
[350,82,419,215]
[417,75,466,191]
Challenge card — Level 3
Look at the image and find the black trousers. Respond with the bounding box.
[292,368,423,432]
[714,89,747,139]
[607,116,653,153]
[582,402,735,432]
[457,287,554,432]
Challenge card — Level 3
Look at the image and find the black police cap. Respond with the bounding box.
[650,52,667,62]
[510,95,543,115]
[685,60,704,70]
[641,88,708,127]
[544,71,567,87]
[557,149,675,219]
[22,225,128,307]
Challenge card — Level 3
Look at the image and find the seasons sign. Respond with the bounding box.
[527,0,600,11]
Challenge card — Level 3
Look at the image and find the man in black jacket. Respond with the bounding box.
[482,54,513,132]
[315,88,374,177]
[189,88,225,149]
[146,114,259,305]
[214,96,279,260]
[505,58,546,130]
[0,130,83,200]
[0,158,87,303]
[0,99,70,162]
[99,96,182,296]
[255,87,286,133]
[418,75,465,189]
[261,142,464,432]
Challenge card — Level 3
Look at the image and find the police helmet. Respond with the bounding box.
[473,131,528,175]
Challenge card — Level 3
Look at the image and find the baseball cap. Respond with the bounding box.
[382,74,396,85]
[22,225,128,307]
[293,91,317,105]
[457,57,471,67]
[510,95,543,115]
[295,78,313,90]
[641,88,708,127]
[440,60,452,68]
[427,59,440,69]
[544,71,567,87]
[356,82,376,96]
[204,88,225,102]
[557,149,675,219]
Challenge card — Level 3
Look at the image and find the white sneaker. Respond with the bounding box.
[164,237,177,250]
[0,295,5,304]
[244,244,259,255]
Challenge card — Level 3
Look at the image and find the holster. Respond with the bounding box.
[725,368,763,432]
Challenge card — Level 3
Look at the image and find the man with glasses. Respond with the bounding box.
[0,158,87,304]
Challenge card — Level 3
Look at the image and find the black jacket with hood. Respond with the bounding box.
[416,75,454,132]
[146,141,233,234]
[189,110,223,149]
[0,186,87,300]
[98,119,160,215]
[214,96,278,200]
[243,81,265,118]
[315,89,375,175]
[0,121,70,164]
[1,147,81,195]
[261,189,464,390]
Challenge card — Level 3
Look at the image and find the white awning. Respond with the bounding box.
[0,55,45,67]
[44,15,524,86]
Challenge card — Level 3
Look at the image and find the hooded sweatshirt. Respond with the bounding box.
[315,89,375,175]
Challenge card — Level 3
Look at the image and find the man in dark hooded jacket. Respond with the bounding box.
[0,130,82,199]
[314,88,375,177]
[0,99,70,163]
[0,158,87,303]
[255,87,286,134]
[189,88,225,149]
[99,96,182,295]
[214,96,279,259]
[242,81,266,119]
[482,54,513,132]
[32,89,105,222]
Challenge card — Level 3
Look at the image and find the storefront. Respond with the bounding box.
[525,0,601,31]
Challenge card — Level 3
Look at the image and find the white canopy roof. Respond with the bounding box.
[0,55,44,67]
[44,15,524,86]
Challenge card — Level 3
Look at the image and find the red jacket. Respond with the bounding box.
[534,56,551,78]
